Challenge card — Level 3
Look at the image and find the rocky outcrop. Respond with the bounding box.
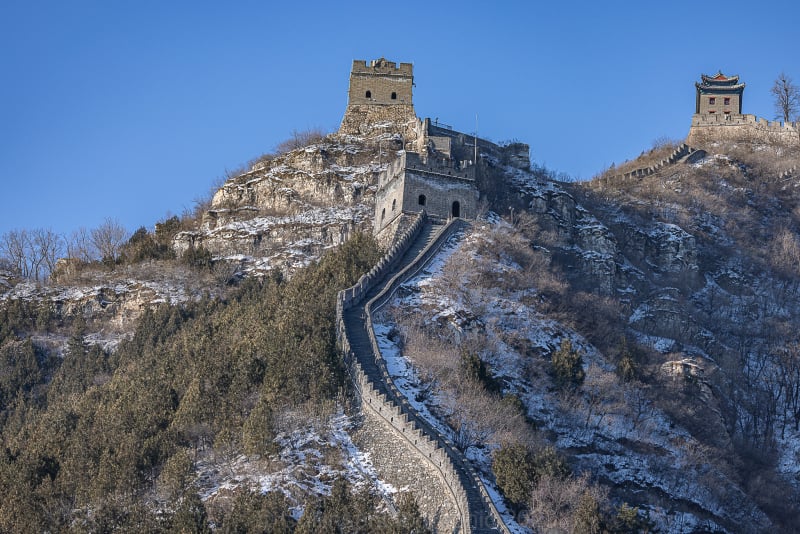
[339,104,422,148]
[173,135,393,275]
[2,261,217,329]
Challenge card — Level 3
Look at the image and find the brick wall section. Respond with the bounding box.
[340,58,419,141]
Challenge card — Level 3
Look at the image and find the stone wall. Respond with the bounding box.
[600,143,700,184]
[424,121,531,170]
[401,172,478,219]
[352,408,460,531]
[339,104,422,143]
[336,214,510,533]
[687,113,800,147]
[374,168,407,233]
[374,152,479,234]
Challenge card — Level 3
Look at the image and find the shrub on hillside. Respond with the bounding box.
[550,338,585,390]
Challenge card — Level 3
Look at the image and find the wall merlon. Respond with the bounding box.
[351,58,413,76]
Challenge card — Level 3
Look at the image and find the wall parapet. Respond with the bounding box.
[336,215,510,533]
[605,143,699,183]
[691,113,798,130]
[351,58,413,76]
[688,113,800,147]
[376,151,476,191]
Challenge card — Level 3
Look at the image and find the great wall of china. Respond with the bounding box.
[330,60,800,532]
[336,212,510,533]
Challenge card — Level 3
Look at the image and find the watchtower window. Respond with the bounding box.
[709,97,716,105]
[365,90,371,98]
[381,208,385,221]
[724,97,730,105]
[391,199,396,211]
[418,194,426,206]
[391,92,397,100]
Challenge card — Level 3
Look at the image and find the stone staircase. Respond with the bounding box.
[606,143,703,182]
[336,212,509,533]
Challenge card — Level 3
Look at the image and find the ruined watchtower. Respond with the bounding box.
[348,58,413,106]
[339,58,420,142]
[695,72,745,116]
[336,57,529,240]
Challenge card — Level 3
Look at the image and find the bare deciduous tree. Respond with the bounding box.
[31,228,64,280]
[0,229,30,278]
[66,227,96,263]
[90,218,128,263]
[771,72,800,123]
[526,473,608,533]
[0,228,64,281]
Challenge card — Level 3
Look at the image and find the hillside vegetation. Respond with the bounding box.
[0,232,438,531]
[3,124,800,532]
[367,136,800,532]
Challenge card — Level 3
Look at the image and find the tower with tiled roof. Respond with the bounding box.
[695,72,745,116]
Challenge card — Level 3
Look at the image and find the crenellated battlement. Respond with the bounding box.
[691,113,798,129]
[350,58,413,76]
[687,113,800,146]
[688,72,799,147]
[347,57,414,107]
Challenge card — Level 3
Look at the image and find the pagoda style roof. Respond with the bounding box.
[696,71,745,91]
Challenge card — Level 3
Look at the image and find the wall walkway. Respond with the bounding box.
[336,213,509,533]
[606,143,701,182]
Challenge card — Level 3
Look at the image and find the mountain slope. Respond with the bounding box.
[358,137,800,532]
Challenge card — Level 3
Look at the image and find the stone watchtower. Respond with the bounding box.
[348,58,413,106]
[688,71,799,146]
[695,72,745,116]
[339,58,421,142]
[336,57,529,240]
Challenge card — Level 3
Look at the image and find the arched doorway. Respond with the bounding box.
[418,194,426,206]
[451,201,461,218]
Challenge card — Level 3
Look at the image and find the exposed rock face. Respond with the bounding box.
[339,104,422,148]
[174,134,394,275]
[618,222,698,275]
[0,264,218,355]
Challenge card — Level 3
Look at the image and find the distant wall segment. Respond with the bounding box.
[687,113,800,146]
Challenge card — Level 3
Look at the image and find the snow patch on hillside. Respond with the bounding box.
[371,219,765,532]
[197,409,395,519]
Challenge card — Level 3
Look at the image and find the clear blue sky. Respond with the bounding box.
[2,0,799,238]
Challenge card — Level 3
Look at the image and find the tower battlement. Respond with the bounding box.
[347,57,414,106]
[350,58,413,76]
